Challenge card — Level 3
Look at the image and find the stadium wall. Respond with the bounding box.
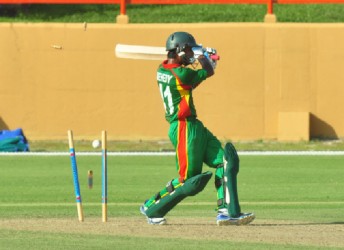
[0,23,343,141]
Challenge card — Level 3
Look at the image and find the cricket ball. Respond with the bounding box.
[92,139,100,148]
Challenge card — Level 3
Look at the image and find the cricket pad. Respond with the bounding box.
[224,142,241,216]
[224,142,239,174]
[145,171,213,218]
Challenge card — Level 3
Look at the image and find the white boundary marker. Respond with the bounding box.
[0,151,344,156]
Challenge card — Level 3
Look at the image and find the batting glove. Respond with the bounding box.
[203,47,220,69]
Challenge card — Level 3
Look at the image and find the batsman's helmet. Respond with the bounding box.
[166,31,198,53]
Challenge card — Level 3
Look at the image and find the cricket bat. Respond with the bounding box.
[115,44,166,60]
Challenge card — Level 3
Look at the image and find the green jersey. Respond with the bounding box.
[157,61,208,123]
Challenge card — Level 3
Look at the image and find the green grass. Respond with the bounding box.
[26,138,344,152]
[0,155,343,219]
[0,154,343,248]
[1,4,344,23]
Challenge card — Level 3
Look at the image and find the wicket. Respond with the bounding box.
[68,130,108,222]
[67,130,84,222]
[102,130,108,222]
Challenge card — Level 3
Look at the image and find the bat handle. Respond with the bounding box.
[210,54,220,61]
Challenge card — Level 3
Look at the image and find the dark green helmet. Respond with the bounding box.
[166,31,198,53]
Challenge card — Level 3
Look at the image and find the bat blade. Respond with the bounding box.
[115,44,166,60]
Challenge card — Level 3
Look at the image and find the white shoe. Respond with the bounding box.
[217,210,255,226]
[147,217,167,225]
[140,203,167,225]
[216,208,231,226]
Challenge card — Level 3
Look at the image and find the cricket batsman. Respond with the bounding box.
[140,31,255,226]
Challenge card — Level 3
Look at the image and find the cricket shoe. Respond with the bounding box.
[140,203,167,225]
[216,209,255,226]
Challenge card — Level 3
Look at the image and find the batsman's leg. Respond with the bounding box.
[140,171,213,224]
[216,142,255,226]
[215,163,227,209]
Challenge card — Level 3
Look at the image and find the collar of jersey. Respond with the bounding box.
[162,60,181,69]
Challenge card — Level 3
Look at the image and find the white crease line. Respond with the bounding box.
[1,151,344,156]
[0,201,343,207]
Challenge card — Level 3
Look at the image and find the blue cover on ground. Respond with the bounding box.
[0,128,30,152]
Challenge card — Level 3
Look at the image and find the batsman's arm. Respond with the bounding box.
[198,55,214,78]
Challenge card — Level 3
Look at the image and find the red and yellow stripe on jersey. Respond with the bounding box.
[176,119,188,182]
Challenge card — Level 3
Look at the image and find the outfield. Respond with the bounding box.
[0,153,343,249]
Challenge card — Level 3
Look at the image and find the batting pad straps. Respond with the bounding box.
[217,199,224,207]
[166,180,175,194]
[215,164,227,209]
[214,177,223,188]
[154,192,161,201]
[215,163,225,189]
